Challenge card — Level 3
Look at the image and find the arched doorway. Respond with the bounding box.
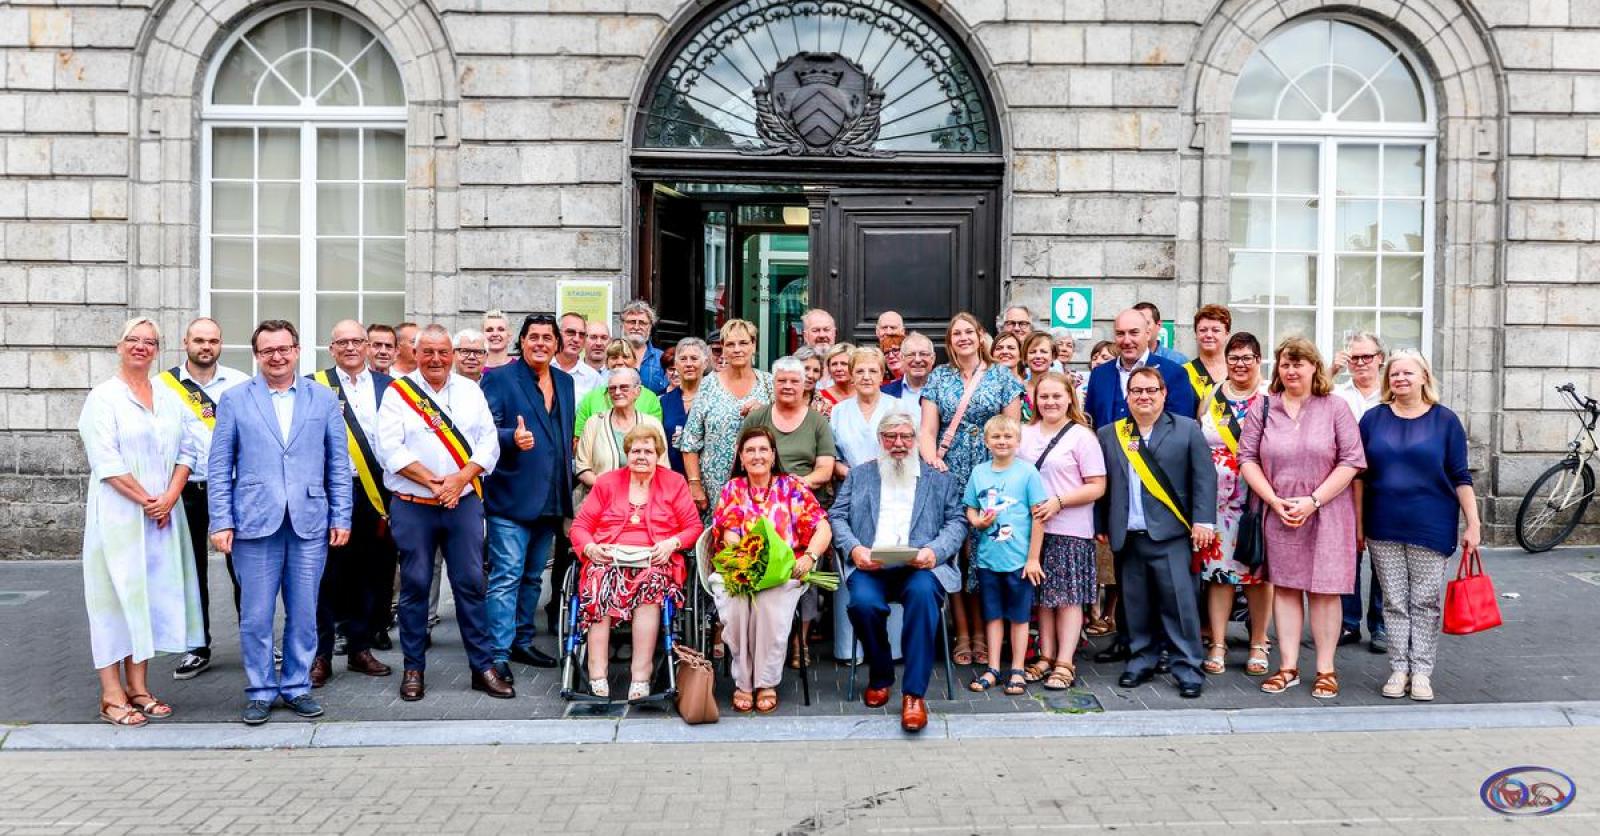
[632,0,1003,358]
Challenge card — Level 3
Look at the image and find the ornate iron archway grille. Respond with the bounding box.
[641,0,994,155]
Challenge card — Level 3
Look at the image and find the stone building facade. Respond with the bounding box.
[0,0,1593,555]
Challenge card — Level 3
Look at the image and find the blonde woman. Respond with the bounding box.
[482,310,514,369]
[816,342,856,415]
[681,318,774,510]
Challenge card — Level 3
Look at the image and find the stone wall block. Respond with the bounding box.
[5,222,69,261]
[68,223,127,262]
[52,137,127,176]
[1054,151,1111,191]
[1495,29,1553,70]
[1506,71,1573,112]
[24,180,91,219]
[1026,23,1083,64]
[28,351,89,389]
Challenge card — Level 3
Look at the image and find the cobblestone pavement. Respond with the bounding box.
[0,727,1595,833]
[3,548,1597,724]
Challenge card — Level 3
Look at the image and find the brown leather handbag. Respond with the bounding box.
[674,646,719,725]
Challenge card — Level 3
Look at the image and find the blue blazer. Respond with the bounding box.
[208,377,352,541]
[828,461,969,594]
[481,359,576,521]
[1083,353,1197,428]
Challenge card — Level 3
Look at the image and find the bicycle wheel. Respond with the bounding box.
[1516,459,1596,553]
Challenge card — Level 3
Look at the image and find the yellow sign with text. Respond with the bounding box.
[556,280,613,327]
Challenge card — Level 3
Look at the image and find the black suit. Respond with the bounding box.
[1096,412,1217,686]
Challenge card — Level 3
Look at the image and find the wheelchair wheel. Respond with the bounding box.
[556,562,582,699]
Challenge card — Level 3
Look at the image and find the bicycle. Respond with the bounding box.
[1515,383,1600,552]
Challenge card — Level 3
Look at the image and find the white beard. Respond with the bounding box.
[880,453,920,494]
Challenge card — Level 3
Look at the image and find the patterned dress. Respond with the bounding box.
[710,474,827,551]
[679,369,773,502]
[77,378,204,669]
[1193,384,1268,585]
[922,363,1024,591]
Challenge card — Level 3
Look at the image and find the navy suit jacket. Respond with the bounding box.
[208,377,352,541]
[481,359,576,521]
[307,367,392,509]
[1083,353,1196,428]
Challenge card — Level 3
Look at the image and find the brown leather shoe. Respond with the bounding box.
[472,668,515,699]
[309,656,331,689]
[400,670,424,701]
[900,695,928,733]
[346,649,392,677]
[863,686,890,708]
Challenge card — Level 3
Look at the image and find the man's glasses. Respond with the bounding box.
[331,338,368,349]
[454,348,487,358]
[255,346,297,359]
[1347,353,1381,364]
[1127,386,1163,396]
[878,431,916,442]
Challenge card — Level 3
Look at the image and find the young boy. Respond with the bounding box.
[963,415,1048,695]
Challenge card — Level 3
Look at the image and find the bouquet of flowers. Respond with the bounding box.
[713,515,839,598]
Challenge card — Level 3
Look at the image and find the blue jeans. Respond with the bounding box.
[1342,548,1386,636]
[233,515,326,702]
[846,567,944,698]
[484,514,561,663]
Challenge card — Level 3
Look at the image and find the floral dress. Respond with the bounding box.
[711,474,827,551]
[679,370,773,502]
[922,363,1024,591]
[1193,385,1267,585]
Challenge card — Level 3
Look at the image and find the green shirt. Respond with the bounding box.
[741,405,838,504]
[574,385,662,435]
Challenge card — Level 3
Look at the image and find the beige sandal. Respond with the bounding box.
[1245,644,1271,676]
[1043,662,1076,690]
[1024,657,1054,683]
[99,701,147,727]
[1201,643,1226,675]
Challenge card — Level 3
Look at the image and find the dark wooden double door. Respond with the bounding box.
[642,185,998,353]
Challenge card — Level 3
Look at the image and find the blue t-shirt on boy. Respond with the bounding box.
[963,459,1048,572]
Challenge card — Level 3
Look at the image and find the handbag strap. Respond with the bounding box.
[1455,548,1484,580]
[937,364,986,456]
[1033,422,1073,470]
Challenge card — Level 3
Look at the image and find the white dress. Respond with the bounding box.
[77,377,204,668]
[829,395,913,468]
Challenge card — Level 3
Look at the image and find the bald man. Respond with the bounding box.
[1082,309,1196,428]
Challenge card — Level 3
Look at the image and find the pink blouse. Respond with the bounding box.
[711,474,827,550]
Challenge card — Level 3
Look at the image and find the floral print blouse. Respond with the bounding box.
[710,474,826,552]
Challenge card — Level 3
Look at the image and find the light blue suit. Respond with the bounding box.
[209,377,351,703]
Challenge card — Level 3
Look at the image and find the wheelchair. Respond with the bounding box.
[689,528,816,706]
[555,547,705,705]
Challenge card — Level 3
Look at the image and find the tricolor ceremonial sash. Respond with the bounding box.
[1184,358,1214,406]
[313,370,387,517]
[159,367,216,429]
[389,377,483,497]
[1115,417,1190,530]
[1207,385,1243,455]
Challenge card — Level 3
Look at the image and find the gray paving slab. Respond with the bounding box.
[308,718,618,747]
[2,721,313,750]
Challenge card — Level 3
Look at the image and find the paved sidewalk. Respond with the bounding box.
[2,727,1595,833]
[2,547,1596,725]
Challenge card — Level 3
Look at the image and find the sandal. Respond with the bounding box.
[1085,617,1115,637]
[787,638,811,670]
[1043,662,1076,691]
[972,638,990,666]
[1311,670,1339,700]
[731,689,754,712]
[627,681,651,701]
[1260,668,1300,694]
[126,693,173,720]
[1201,643,1227,676]
[1002,669,1028,696]
[968,666,1001,692]
[755,688,778,713]
[1024,656,1054,683]
[99,700,147,727]
[1245,644,1270,676]
[952,637,974,666]
[589,677,610,699]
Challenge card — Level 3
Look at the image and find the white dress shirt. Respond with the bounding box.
[331,366,378,471]
[871,469,918,549]
[1116,350,1151,397]
[1335,381,1381,421]
[268,383,297,443]
[557,357,604,402]
[376,370,500,497]
[174,363,249,482]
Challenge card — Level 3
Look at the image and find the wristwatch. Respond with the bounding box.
[1309,494,1323,510]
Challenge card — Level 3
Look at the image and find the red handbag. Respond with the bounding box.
[1443,548,1502,635]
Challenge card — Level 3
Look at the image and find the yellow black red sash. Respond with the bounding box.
[313,370,387,517]
[1184,359,1214,409]
[1115,417,1189,530]
[159,367,216,429]
[1207,385,1243,455]
[389,377,483,497]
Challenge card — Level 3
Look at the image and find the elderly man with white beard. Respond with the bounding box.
[829,411,967,733]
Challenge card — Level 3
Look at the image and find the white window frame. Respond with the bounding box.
[1228,18,1437,361]
[200,3,406,373]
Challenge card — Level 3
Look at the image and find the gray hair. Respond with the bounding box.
[771,356,807,378]
[901,332,934,352]
[1049,327,1074,341]
[608,366,641,387]
[793,345,820,363]
[621,299,657,325]
[453,327,484,346]
[626,332,648,349]
[674,337,710,360]
[414,323,452,349]
[877,410,915,435]
[1346,330,1387,356]
[1000,304,1034,326]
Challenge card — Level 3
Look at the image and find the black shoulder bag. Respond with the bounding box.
[1233,396,1269,570]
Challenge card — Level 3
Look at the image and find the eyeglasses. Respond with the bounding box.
[878,431,916,441]
[1347,353,1381,364]
[255,345,297,358]
[122,337,159,348]
[1127,386,1163,396]
[560,328,584,337]
[454,348,487,358]
[606,384,637,393]
[331,338,368,349]
[1225,354,1259,365]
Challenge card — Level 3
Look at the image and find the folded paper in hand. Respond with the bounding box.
[870,547,919,566]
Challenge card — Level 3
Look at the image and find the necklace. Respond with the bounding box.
[628,500,646,525]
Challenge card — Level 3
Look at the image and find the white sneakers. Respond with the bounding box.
[1409,673,1434,701]
[1382,671,1408,698]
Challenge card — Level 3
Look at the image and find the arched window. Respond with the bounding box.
[1227,18,1434,358]
[639,0,995,155]
[203,5,406,370]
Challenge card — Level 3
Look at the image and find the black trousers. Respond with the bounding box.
[317,483,396,660]
[181,481,240,650]
[1117,531,1204,686]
